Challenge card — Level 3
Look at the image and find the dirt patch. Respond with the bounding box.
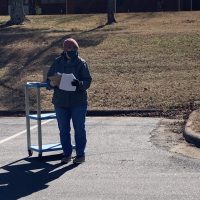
[150,117,200,160]
[150,118,185,150]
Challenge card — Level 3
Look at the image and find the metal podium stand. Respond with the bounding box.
[25,82,61,158]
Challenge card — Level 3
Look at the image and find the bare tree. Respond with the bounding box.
[9,0,25,25]
[107,0,117,24]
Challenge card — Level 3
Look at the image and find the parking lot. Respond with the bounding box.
[1,116,200,200]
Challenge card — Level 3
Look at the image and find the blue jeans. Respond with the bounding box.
[55,105,87,157]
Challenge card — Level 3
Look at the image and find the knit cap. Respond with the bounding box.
[63,38,79,50]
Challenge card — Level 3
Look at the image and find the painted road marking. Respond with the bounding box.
[0,119,54,144]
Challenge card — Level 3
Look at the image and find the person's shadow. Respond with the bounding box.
[0,154,79,199]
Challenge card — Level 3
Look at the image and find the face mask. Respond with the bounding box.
[66,50,78,60]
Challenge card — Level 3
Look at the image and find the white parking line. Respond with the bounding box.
[0,119,54,144]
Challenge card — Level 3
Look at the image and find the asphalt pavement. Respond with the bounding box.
[1,117,200,200]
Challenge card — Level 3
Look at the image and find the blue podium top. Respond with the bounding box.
[26,82,48,88]
[28,113,56,120]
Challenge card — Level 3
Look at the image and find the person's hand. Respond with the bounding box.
[48,75,61,87]
[50,80,55,87]
[71,79,81,86]
[51,79,60,87]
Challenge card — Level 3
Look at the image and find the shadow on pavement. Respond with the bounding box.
[0,154,79,200]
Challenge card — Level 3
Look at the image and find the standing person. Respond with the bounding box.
[47,38,92,164]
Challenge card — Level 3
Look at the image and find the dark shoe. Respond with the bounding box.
[61,155,72,164]
[73,155,85,164]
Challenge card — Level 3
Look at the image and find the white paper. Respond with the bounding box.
[59,73,76,91]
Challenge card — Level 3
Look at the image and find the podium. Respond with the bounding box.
[25,82,61,157]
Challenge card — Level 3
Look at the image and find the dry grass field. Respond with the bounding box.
[0,12,200,113]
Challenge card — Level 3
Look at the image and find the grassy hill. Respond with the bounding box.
[0,12,200,113]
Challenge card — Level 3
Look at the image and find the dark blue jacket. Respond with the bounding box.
[47,53,92,108]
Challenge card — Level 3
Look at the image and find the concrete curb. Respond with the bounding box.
[184,110,200,147]
[0,108,191,118]
[0,109,164,117]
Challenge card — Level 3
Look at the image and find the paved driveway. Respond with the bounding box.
[1,117,200,200]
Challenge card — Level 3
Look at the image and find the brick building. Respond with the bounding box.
[0,0,200,15]
[39,0,200,14]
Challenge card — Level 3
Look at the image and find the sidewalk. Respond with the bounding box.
[184,108,200,147]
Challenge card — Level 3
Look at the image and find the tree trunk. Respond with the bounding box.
[10,0,25,25]
[178,0,181,11]
[107,0,117,24]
